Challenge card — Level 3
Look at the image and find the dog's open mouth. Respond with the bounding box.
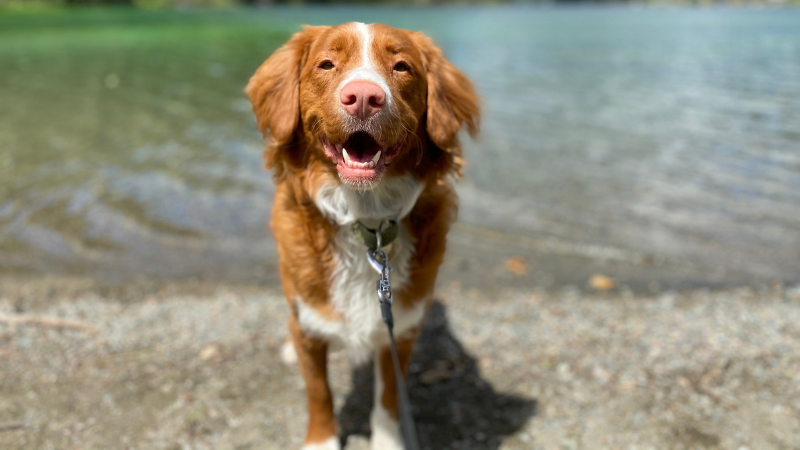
[321,131,402,186]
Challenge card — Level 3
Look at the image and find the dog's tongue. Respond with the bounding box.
[344,131,381,162]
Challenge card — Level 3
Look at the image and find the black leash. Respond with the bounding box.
[364,220,421,450]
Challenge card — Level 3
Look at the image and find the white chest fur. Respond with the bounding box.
[296,175,427,363]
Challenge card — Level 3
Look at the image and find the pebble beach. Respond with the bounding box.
[1,276,798,450]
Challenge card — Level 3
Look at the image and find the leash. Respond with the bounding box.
[362,220,421,450]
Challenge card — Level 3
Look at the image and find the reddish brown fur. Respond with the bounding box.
[247,23,479,447]
[289,314,338,442]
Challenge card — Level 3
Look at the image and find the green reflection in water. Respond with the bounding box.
[0,11,286,234]
[0,9,293,274]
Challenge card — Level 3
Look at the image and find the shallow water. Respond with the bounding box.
[1,6,798,287]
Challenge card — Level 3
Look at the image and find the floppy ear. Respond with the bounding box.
[246,26,327,174]
[414,33,480,177]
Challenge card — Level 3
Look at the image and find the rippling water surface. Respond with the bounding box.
[1,7,798,287]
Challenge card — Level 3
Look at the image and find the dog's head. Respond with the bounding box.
[247,23,479,189]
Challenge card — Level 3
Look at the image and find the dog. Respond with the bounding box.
[246,22,479,450]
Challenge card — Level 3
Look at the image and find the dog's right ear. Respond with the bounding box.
[246,26,327,170]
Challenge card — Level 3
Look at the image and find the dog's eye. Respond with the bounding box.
[320,61,335,70]
[393,62,410,72]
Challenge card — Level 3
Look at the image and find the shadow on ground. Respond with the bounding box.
[339,302,537,450]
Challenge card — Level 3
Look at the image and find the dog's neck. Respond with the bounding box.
[313,174,425,227]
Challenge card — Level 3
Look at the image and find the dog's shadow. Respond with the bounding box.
[338,302,537,450]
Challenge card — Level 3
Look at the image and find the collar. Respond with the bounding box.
[351,220,398,249]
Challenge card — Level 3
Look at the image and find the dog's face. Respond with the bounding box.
[247,23,479,189]
[302,24,428,187]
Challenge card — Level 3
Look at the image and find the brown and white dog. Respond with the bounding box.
[246,22,479,450]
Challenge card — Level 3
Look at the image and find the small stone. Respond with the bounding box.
[557,362,573,381]
[199,344,220,362]
[592,365,610,384]
[505,257,527,276]
[589,274,615,291]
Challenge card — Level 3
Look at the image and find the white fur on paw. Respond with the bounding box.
[280,340,298,365]
[301,436,340,450]
[370,405,403,450]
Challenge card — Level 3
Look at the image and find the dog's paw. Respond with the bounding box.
[301,436,341,450]
[280,339,298,365]
[370,406,403,450]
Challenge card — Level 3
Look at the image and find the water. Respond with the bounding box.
[1,6,798,288]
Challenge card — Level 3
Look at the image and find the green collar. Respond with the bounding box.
[351,220,398,249]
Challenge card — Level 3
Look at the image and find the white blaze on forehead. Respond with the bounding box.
[338,22,392,105]
[357,22,372,68]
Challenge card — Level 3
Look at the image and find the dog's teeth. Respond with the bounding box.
[342,148,381,169]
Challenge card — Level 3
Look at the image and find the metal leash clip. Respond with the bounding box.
[367,220,394,328]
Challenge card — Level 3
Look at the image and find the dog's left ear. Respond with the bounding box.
[413,32,480,177]
[246,26,328,174]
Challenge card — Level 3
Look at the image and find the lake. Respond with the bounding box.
[1,6,798,290]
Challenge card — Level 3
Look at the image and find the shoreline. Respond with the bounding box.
[3,218,797,296]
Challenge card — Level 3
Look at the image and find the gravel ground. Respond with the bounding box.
[1,277,799,450]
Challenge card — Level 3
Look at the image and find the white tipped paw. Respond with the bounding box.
[280,340,298,365]
[301,436,341,450]
[370,406,403,450]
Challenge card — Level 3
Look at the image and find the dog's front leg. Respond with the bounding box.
[289,314,340,450]
[371,334,417,450]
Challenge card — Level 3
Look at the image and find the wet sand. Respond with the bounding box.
[1,276,799,450]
